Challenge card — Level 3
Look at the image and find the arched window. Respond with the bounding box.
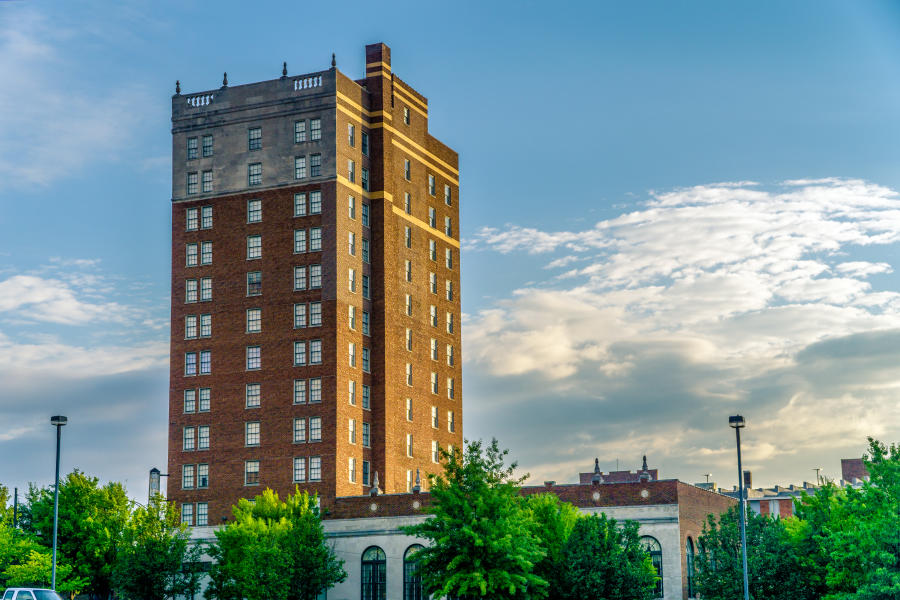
[685,537,696,598]
[404,544,425,600]
[640,536,663,598]
[361,546,386,600]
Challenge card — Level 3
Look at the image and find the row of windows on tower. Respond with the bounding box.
[185,118,323,162]
[403,160,454,207]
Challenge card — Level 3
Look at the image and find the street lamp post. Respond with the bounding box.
[50,415,68,591]
[729,415,750,600]
[149,467,170,503]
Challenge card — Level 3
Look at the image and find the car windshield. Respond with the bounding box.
[33,592,63,600]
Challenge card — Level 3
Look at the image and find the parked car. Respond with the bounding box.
[2,590,63,600]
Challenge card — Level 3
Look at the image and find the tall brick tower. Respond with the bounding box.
[168,43,461,525]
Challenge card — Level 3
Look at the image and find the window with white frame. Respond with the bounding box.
[245,421,260,446]
[187,137,198,160]
[349,195,356,219]
[247,235,261,259]
[405,294,412,316]
[184,352,197,376]
[429,174,436,196]
[430,305,437,327]
[406,328,413,351]
[200,314,211,338]
[448,378,455,400]
[202,135,213,157]
[201,206,212,229]
[294,192,307,217]
[294,229,307,253]
[362,422,370,447]
[186,243,198,267]
[248,127,262,151]
[431,406,438,428]
[199,389,210,412]
[294,303,307,328]
[405,260,412,282]
[349,457,357,483]
[246,383,260,408]
[293,266,306,291]
[447,312,454,333]
[405,226,411,248]
[185,315,197,339]
[310,378,322,403]
[403,106,410,125]
[429,272,437,293]
[200,241,212,265]
[294,156,307,179]
[310,340,322,364]
[348,159,356,183]
[294,379,307,404]
[362,132,369,155]
[181,503,193,525]
[406,363,412,386]
[445,184,452,206]
[198,425,209,449]
[446,248,453,269]
[404,159,411,180]
[198,464,209,488]
[362,310,370,335]
[294,120,307,143]
[349,268,357,293]
[349,342,356,367]
[362,167,369,191]
[362,384,370,410]
[197,502,208,525]
[362,238,369,263]
[310,154,321,177]
[349,419,357,444]
[363,275,370,299]
[432,440,440,463]
[294,418,306,443]
[349,305,357,330]
[293,457,306,482]
[310,417,322,441]
[404,192,411,214]
[362,348,370,372]
[348,123,355,147]
[245,460,260,485]
[184,390,196,413]
[201,170,213,193]
[310,190,322,213]
[187,172,198,195]
[406,434,414,457]
[246,346,261,370]
[447,344,455,366]
[362,202,370,226]
[246,199,262,223]
[183,427,195,451]
[310,264,322,288]
[310,456,322,481]
[248,271,262,296]
[310,227,321,251]
[448,410,456,433]
[445,217,452,237]
[349,380,356,405]
[430,338,437,360]
[310,118,321,140]
[294,341,307,366]
[429,240,436,261]
[248,163,262,186]
[246,308,261,333]
[431,372,438,395]
[186,208,199,231]
[406,397,413,421]
[446,280,453,301]
[406,470,414,492]
[428,207,436,228]
[200,277,212,301]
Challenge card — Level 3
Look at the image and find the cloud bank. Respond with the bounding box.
[464,179,900,487]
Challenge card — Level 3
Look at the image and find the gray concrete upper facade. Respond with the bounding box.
[172,69,337,203]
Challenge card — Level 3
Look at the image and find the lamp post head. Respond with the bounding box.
[728,415,745,429]
[50,416,67,427]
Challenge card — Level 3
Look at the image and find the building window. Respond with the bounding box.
[200,277,212,301]
[310,227,322,251]
[404,226,412,249]
[187,137,198,160]
[293,457,306,482]
[198,425,209,449]
[184,352,197,376]
[348,159,356,183]
[198,464,209,489]
[247,271,262,296]
[403,106,410,124]
[349,380,356,405]
[247,235,261,259]
[310,340,322,364]
[245,460,260,485]
[406,469,414,492]
[431,372,438,395]
[362,238,369,263]
[246,346,261,370]
[348,123,356,147]
[310,378,322,403]
[201,170,213,193]
[362,348,370,373]
[181,503,193,526]
[199,314,211,337]
[404,159,411,181]
[295,156,307,179]
[431,406,438,428]
[294,120,306,143]
[310,118,321,141]
[186,208,199,231]
[447,345,455,366]
[361,547,387,600]
[446,248,453,269]
[349,305,357,330]
[200,206,212,229]
[445,217,452,237]
[294,229,307,253]
[428,174,436,196]
[310,264,322,288]
[197,502,208,526]
[349,342,356,367]
[362,422,370,447]
[406,328,413,352]
[185,315,197,339]
[185,279,198,303]
[349,419,357,444]
[446,312,454,333]
[310,190,322,214]
[349,195,356,219]
[246,383,261,408]
[406,397,413,421]
[294,192,307,217]
[362,132,369,155]
[183,427,195,451]
[404,545,425,600]
[294,379,307,404]
[186,243,198,267]
[362,311,370,336]
[446,280,453,301]
[362,384,370,410]
[363,460,370,485]
[310,154,321,177]
[404,192,411,214]
[184,390,196,413]
[429,240,436,261]
[294,418,307,443]
[362,167,369,191]
[349,268,357,293]
[448,410,455,433]
[362,202,370,227]
[199,389,210,412]
[309,302,321,327]
[248,127,262,151]
[294,341,307,366]
[349,457,357,483]
[294,303,307,328]
[245,421,260,446]
[430,338,437,360]
[429,305,437,327]
[686,537,696,598]
[432,440,440,463]
[293,266,306,291]
[248,163,262,186]
[202,135,213,157]
[310,456,322,480]
[187,172,198,195]
[428,207,436,228]
[640,537,664,598]
[246,308,261,332]
[405,260,412,282]
[200,242,212,265]
[429,272,437,294]
[444,184,452,206]
[406,363,412,386]
[363,275,370,299]
[405,294,412,316]
[448,378,455,400]
[348,231,357,255]
[247,199,262,223]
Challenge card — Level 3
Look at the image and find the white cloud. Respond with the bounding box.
[0,274,133,325]
[464,179,900,487]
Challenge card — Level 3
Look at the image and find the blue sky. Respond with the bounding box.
[3,0,900,498]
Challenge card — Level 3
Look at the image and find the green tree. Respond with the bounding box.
[111,494,203,600]
[558,513,655,600]
[695,505,817,600]
[402,438,547,600]
[0,484,10,522]
[22,470,131,600]
[0,520,86,595]
[205,488,345,600]
[526,493,580,599]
